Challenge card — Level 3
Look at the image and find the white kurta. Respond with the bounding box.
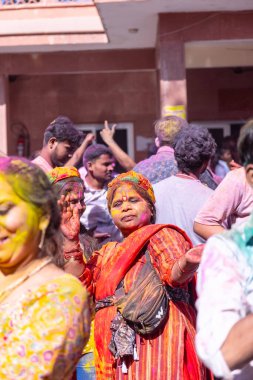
[196,217,253,379]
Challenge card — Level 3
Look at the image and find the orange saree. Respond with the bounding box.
[89,224,212,380]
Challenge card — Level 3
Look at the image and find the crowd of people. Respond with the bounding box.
[0,114,253,380]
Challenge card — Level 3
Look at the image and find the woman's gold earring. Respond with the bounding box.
[39,229,46,250]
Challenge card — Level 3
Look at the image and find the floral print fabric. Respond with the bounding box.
[0,274,90,380]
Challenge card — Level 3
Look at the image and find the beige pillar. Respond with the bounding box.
[157,40,187,119]
[0,75,8,156]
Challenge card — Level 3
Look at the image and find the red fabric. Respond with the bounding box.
[93,224,192,299]
[88,224,213,380]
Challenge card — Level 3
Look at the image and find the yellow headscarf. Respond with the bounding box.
[48,166,80,185]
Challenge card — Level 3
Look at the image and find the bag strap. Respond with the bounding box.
[145,249,151,262]
[97,224,193,299]
[115,247,155,297]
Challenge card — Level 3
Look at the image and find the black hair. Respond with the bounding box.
[174,124,216,174]
[43,116,82,149]
[83,144,113,168]
[238,119,253,166]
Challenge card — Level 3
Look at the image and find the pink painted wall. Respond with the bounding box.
[8,70,158,162]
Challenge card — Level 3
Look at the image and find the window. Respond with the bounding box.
[191,121,244,146]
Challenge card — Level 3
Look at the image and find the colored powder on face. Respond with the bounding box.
[0,174,42,247]
[0,172,30,206]
[60,181,83,198]
[110,184,152,231]
[140,211,151,223]
[110,208,121,217]
[0,167,34,205]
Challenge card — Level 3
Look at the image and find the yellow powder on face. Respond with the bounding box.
[0,175,42,269]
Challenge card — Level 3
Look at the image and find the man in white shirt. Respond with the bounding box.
[196,119,253,379]
[154,124,215,245]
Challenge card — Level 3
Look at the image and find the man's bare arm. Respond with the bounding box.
[65,133,95,167]
[221,313,253,370]
[100,120,136,171]
[194,221,225,240]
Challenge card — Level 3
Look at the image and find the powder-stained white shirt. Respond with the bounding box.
[196,217,253,379]
[154,175,213,246]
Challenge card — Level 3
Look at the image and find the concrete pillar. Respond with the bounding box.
[0,75,9,155]
[157,39,187,119]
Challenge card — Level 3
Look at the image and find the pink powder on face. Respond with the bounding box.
[140,211,151,223]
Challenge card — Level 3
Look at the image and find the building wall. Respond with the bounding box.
[8,65,253,162]
[187,67,253,122]
[8,70,158,162]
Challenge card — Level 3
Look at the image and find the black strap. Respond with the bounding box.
[96,246,149,312]
[115,247,151,294]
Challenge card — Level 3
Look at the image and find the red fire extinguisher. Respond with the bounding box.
[17,134,25,157]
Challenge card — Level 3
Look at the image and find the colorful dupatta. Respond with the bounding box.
[89,224,212,379]
[93,223,192,299]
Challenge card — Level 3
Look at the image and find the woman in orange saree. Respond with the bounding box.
[88,171,212,380]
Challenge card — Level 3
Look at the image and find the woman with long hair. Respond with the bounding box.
[0,157,90,379]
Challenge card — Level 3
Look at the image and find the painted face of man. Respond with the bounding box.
[50,139,76,167]
[110,183,152,237]
[0,174,45,273]
[88,154,115,184]
[60,181,85,217]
